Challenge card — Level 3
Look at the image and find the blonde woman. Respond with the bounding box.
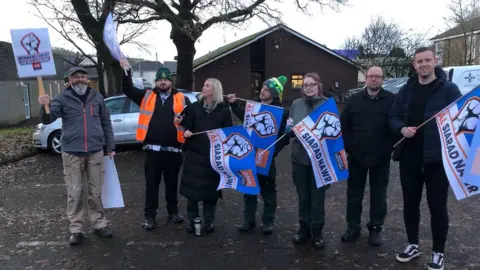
[180,78,233,234]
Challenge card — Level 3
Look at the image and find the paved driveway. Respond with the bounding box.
[0,148,479,269]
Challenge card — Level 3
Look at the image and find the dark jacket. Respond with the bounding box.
[229,97,290,159]
[179,99,234,201]
[40,87,115,153]
[122,70,191,149]
[341,88,395,167]
[389,66,462,164]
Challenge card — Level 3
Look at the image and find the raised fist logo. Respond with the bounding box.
[21,33,40,55]
[249,112,277,137]
[453,98,480,134]
[311,113,341,140]
[223,134,253,158]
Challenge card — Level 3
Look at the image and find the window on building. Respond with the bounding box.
[466,35,477,63]
[291,74,304,89]
[140,71,144,77]
[435,41,444,64]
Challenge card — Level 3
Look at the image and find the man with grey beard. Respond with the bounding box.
[340,66,395,247]
[38,66,115,246]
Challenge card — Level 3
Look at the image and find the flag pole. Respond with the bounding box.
[259,133,287,155]
[392,86,478,148]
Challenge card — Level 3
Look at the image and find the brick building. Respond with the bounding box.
[192,24,359,104]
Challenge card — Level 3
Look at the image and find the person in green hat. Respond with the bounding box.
[226,75,290,235]
[120,61,191,231]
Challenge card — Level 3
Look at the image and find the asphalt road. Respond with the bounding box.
[0,147,479,269]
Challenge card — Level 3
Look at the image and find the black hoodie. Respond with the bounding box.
[389,66,462,164]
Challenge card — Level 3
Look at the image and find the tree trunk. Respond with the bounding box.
[171,27,197,90]
[105,62,122,96]
[95,62,107,97]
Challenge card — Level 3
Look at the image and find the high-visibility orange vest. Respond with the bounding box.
[136,90,186,143]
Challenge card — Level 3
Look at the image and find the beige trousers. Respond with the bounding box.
[62,151,108,233]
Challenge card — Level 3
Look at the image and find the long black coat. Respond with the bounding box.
[180,99,234,201]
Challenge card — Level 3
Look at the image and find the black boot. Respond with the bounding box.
[341,227,360,242]
[262,223,273,235]
[238,220,256,232]
[142,217,157,231]
[292,221,311,244]
[368,229,383,246]
[186,220,194,233]
[312,225,325,249]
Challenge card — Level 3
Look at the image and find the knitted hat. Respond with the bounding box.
[263,76,287,102]
[155,67,172,81]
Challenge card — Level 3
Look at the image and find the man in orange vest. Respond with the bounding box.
[121,61,191,230]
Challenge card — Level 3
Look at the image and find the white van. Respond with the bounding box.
[443,65,480,95]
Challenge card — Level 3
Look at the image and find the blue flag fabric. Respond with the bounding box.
[207,125,260,195]
[243,101,285,176]
[292,98,349,188]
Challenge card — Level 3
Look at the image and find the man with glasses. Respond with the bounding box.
[38,66,115,245]
[340,66,395,246]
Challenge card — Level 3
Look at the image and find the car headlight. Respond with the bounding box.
[35,124,45,132]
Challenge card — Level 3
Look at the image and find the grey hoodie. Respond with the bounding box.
[289,96,328,165]
[40,87,115,154]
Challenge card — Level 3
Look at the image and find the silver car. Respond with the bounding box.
[33,90,200,154]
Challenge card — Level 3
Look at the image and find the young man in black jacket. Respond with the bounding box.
[340,66,395,247]
[120,61,191,230]
[389,47,461,270]
[226,75,290,235]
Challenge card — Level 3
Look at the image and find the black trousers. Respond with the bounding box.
[144,150,183,219]
[399,161,449,253]
[346,157,390,232]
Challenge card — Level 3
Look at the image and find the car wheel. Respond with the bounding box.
[48,130,62,154]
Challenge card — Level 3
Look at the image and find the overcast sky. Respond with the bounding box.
[0,0,453,62]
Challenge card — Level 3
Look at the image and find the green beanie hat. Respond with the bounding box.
[263,75,287,102]
[155,67,172,81]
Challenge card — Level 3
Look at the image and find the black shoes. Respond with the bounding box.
[396,244,422,263]
[142,218,157,231]
[341,228,360,242]
[292,224,311,244]
[168,214,184,224]
[68,227,113,246]
[68,233,84,245]
[94,227,114,238]
[261,223,274,235]
[368,230,383,246]
[238,220,256,232]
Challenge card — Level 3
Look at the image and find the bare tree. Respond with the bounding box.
[30,0,152,96]
[343,15,428,78]
[442,0,480,65]
[116,0,348,89]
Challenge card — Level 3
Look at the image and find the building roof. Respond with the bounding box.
[163,61,177,73]
[132,61,163,71]
[193,24,358,71]
[431,17,480,40]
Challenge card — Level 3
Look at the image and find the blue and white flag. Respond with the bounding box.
[103,12,124,61]
[435,86,480,200]
[207,125,260,195]
[243,100,284,175]
[292,98,349,188]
